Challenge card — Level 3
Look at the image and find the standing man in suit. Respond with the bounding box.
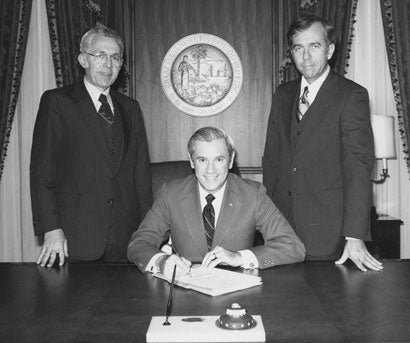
[127,126,305,277]
[30,24,152,267]
[263,14,382,271]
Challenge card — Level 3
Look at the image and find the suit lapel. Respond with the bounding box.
[111,93,129,175]
[282,82,300,149]
[179,177,208,255]
[212,175,241,248]
[71,82,111,160]
[293,72,339,154]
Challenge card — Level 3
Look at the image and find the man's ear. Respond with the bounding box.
[78,54,89,68]
[229,151,235,169]
[327,43,335,60]
[188,153,195,169]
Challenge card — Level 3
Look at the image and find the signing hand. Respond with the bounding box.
[201,246,243,269]
[162,254,192,278]
[37,228,68,268]
[335,239,383,272]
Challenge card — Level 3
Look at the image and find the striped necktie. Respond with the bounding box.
[98,94,114,125]
[203,194,215,250]
[297,86,310,121]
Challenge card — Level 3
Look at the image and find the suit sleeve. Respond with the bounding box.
[262,89,281,198]
[133,103,153,220]
[30,91,63,235]
[340,87,374,240]
[250,183,306,268]
[127,183,170,272]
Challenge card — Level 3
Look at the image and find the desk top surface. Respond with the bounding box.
[1,261,410,343]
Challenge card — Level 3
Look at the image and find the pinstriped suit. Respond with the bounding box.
[127,173,305,271]
[30,81,152,260]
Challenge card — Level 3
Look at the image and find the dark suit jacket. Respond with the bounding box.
[263,71,374,260]
[30,81,152,260]
[127,173,305,271]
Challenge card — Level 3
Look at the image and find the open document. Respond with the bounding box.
[153,266,262,296]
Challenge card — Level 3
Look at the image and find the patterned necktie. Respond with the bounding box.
[98,94,114,125]
[203,194,215,250]
[297,86,310,121]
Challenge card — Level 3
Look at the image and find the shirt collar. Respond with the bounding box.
[198,181,226,205]
[300,65,330,103]
[83,78,112,111]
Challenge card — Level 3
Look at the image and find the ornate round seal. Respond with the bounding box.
[161,33,243,117]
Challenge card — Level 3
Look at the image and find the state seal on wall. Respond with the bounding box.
[161,34,243,117]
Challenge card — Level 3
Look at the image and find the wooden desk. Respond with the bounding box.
[1,261,410,343]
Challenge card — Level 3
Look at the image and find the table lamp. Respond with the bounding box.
[370,115,396,184]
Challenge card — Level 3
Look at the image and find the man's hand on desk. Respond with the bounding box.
[335,239,383,272]
[37,228,68,268]
[160,254,192,278]
[201,246,243,269]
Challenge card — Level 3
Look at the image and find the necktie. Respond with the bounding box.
[98,94,114,125]
[203,194,215,250]
[297,86,310,121]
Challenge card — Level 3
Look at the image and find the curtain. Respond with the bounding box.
[0,0,32,181]
[276,0,359,85]
[380,0,410,178]
[0,0,56,262]
[45,0,100,88]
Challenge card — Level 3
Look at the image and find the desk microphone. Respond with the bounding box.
[163,264,177,326]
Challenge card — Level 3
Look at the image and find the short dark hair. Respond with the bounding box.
[287,14,336,47]
[80,23,124,55]
[187,126,235,160]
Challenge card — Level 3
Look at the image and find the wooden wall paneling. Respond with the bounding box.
[121,0,273,167]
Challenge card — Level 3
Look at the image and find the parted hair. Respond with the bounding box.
[79,23,124,55]
[287,14,336,46]
[187,126,235,159]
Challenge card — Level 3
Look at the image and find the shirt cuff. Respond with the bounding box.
[345,237,360,241]
[145,252,166,273]
[238,249,259,269]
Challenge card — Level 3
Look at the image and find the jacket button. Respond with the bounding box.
[288,191,292,196]
[108,198,113,205]
[292,167,297,172]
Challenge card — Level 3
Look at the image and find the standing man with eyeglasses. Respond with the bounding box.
[30,24,152,267]
[263,14,382,271]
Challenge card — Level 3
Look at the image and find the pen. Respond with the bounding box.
[163,264,177,326]
[172,244,191,276]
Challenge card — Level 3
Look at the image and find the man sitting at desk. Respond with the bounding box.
[127,126,305,277]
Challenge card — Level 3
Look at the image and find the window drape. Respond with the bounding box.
[45,0,99,88]
[276,0,359,85]
[380,0,410,178]
[0,0,32,181]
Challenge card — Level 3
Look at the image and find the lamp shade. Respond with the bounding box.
[370,115,396,159]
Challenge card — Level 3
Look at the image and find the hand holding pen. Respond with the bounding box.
[161,250,192,278]
[171,243,192,276]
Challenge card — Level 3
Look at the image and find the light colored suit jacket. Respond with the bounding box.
[127,173,305,271]
[263,71,374,260]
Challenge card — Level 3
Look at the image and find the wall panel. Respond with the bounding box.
[121,0,273,166]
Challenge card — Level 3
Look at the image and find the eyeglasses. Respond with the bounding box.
[85,52,123,66]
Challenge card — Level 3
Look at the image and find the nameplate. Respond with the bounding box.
[146,315,265,342]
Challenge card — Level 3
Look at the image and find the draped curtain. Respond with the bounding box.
[380,0,410,178]
[0,0,32,181]
[276,0,359,85]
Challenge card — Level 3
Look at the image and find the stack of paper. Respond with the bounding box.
[154,267,262,296]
